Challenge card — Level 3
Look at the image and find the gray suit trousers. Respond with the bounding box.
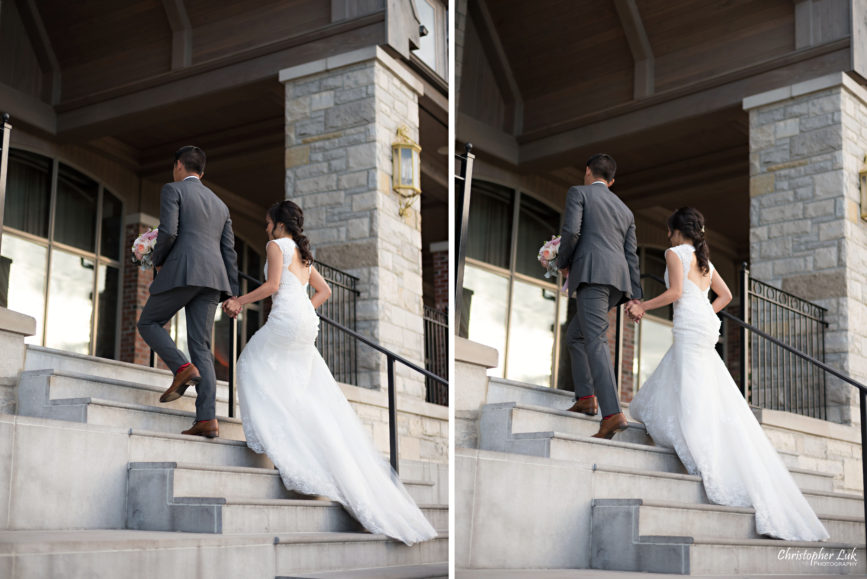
[566,283,624,417]
[137,285,220,421]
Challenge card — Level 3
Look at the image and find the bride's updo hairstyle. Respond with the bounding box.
[668,207,711,275]
[267,200,314,266]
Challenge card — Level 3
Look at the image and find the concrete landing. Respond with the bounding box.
[457,571,861,579]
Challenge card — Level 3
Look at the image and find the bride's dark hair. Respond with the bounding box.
[668,207,710,275]
[267,200,314,266]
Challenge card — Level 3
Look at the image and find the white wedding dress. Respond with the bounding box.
[629,244,829,541]
[236,237,437,545]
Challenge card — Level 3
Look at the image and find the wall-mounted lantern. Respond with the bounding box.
[392,126,421,216]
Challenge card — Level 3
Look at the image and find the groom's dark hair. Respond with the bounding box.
[586,153,616,181]
[174,146,206,174]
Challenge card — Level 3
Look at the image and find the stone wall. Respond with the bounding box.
[744,73,867,425]
[280,47,427,398]
[0,308,36,414]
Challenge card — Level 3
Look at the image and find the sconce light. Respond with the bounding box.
[860,155,867,220]
[391,126,421,216]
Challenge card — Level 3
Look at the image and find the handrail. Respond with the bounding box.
[638,272,866,542]
[232,271,446,473]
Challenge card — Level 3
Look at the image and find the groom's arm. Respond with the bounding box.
[557,186,585,270]
[624,217,642,299]
[220,214,240,299]
[152,184,179,267]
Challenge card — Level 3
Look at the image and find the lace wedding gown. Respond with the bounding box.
[236,237,437,545]
[629,244,828,541]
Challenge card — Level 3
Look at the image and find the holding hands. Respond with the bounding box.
[626,299,645,323]
[222,297,242,318]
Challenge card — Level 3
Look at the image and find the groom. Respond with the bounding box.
[137,146,240,438]
[557,153,642,440]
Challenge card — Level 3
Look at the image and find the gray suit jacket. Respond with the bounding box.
[150,178,240,302]
[556,183,642,303]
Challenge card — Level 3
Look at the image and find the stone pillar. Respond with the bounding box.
[744,72,867,425]
[279,47,427,398]
[430,240,448,311]
[0,308,36,414]
[119,214,165,368]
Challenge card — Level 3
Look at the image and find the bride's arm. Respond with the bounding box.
[308,267,332,309]
[235,241,284,307]
[638,249,684,311]
[709,269,733,314]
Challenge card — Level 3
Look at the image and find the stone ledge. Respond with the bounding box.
[339,382,447,421]
[743,71,867,111]
[455,336,498,368]
[754,406,862,444]
[278,46,424,95]
[0,307,36,337]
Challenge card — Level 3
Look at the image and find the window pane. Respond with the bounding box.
[637,317,673,388]
[463,264,508,377]
[467,181,513,269]
[101,190,123,260]
[414,0,437,72]
[55,164,98,252]
[246,245,261,279]
[213,308,233,382]
[170,309,190,362]
[506,279,558,387]
[642,247,672,320]
[516,194,561,280]
[1,235,47,344]
[5,150,51,237]
[95,265,119,359]
[45,249,94,354]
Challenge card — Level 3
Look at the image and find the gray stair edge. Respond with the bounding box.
[501,401,649,431]
[512,430,677,455]
[273,531,449,545]
[53,396,243,424]
[23,368,230,402]
[276,562,449,579]
[627,498,866,523]
[128,461,436,488]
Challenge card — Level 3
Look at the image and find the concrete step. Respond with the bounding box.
[17,369,230,419]
[274,532,448,575]
[27,396,247,440]
[591,499,866,575]
[0,529,448,578]
[486,377,575,409]
[24,345,231,397]
[129,462,440,528]
[634,499,864,545]
[483,402,653,445]
[278,562,448,578]
[129,428,271,468]
[591,464,862,519]
[484,429,688,474]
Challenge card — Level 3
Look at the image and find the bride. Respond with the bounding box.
[222,200,437,546]
[626,207,828,542]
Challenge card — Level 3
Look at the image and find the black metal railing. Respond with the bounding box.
[454,143,474,333]
[631,271,866,543]
[740,263,828,419]
[306,261,360,385]
[228,271,446,473]
[424,305,448,405]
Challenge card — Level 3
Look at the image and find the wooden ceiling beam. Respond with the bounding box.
[518,40,849,171]
[468,0,523,135]
[162,0,193,70]
[14,0,61,105]
[614,0,654,99]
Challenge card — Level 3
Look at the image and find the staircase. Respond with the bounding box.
[2,346,448,579]
[457,377,865,575]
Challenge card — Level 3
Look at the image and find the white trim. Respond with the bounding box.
[429,240,448,253]
[278,46,424,95]
[742,72,867,110]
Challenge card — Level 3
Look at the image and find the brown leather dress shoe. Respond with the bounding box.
[181,419,219,438]
[592,413,628,439]
[567,396,598,416]
[159,363,201,403]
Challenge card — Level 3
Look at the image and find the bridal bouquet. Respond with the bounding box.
[538,235,569,295]
[131,228,159,271]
